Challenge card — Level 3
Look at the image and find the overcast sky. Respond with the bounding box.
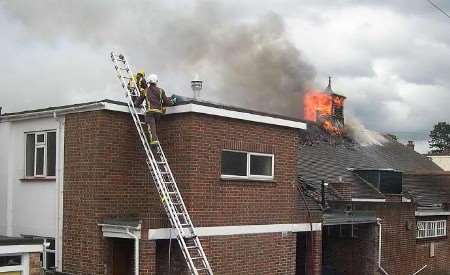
[1,0,449,153]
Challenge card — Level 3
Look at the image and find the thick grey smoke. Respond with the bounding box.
[1,0,315,117]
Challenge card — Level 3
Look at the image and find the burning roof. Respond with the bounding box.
[303,77,346,136]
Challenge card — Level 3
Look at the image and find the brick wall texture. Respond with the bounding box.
[62,110,321,275]
[29,252,41,275]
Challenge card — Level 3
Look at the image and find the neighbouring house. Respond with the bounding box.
[0,99,322,275]
[298,122,450,275]
[426,151,450,171]
[0,236,42,275]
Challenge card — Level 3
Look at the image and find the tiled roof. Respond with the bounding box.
[403,173,450,206]
[297,125,443,202]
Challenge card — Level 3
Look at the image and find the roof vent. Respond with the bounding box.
[191,74,203,99]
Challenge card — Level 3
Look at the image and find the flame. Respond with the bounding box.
[303,89,344,136]
[304,90,332,122]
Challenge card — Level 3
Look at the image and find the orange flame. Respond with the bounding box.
[304,89,344,135]
[304,90,332,122]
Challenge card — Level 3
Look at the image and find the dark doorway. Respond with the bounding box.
[296,232,309,275]
[112,238,134,275]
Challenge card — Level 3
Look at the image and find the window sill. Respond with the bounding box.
[220,175,276,183]
[20,177,56,182]
[416,236,447,242]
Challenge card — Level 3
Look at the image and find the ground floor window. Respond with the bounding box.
[0,254,23,274]
[416,220,447,239]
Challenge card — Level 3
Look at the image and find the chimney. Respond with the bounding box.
[407,140,415,151]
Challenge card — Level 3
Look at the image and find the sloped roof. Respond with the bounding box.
[297,125,443,202]
[403,172,450,206]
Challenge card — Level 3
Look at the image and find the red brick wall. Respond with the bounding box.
[158,113,321,226]
[29,252,41,275]
[63,111,160,275]
[63,109,320,275]
[156,233,297,275]
[332,202,450,275]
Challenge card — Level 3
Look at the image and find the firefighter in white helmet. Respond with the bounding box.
[133,74,176,145]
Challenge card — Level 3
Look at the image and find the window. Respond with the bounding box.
[417,220,447,239]
[0,255,22,267]
[25,131,56,177]
[41,238,56,270]
[221,150,274,180]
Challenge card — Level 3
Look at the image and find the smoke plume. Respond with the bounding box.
[1,0,315,117]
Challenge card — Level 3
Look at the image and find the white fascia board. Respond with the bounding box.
[103,102,306,129]
[148,223,321,240]
[352,198,386,202]
[415,211,450,216]
[1,103,106,122]
[0,244,43,254]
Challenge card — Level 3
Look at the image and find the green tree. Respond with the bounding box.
[429,122,450,153]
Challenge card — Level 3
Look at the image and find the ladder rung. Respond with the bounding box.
[186,246,198,249]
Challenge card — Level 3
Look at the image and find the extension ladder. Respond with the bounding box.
[110,52,213,275]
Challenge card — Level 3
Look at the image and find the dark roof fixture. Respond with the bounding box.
[325,76,333,94]
[353,168,403,195]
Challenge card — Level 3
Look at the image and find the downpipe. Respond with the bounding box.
[126,226,141,275]
[377,219,389,275]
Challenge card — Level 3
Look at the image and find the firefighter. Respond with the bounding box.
[133,74,176,145]
[128,70,147,102]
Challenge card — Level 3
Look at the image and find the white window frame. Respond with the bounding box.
[221,150,274,181]
[25,130,56,178]
[0,253,27,274]
[416,220,447,239]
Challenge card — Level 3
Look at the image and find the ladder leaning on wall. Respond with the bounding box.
[110,52,214,275]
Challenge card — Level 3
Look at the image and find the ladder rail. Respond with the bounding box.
[110,52,213,275]
[111,54,189,239]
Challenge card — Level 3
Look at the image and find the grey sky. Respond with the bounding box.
[0,0,449,153]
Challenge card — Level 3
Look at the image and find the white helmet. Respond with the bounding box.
[147,74,158,84]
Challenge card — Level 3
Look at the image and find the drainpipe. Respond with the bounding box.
[377,219,389,275]
[126,226,141,275]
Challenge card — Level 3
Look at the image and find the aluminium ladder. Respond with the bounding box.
[110,52,213,275]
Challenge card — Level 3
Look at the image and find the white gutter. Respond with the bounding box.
[1,102,105,122]
[377,219,389,275]
[125,226,140,275]
[412,265,428,275]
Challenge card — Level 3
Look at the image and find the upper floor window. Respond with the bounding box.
[221,150,274,180]
[417,220,447,239]
[25,131,56,177]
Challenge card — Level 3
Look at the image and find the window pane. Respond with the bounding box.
[250,155,273,176]
[221,151,247,176]
[46,252,56,269]
[37,133,45,143]
[26,134,35,176]
[47,132,56,176]
[36,147,45,175]
[0,255,22,266]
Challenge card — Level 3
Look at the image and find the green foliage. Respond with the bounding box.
[429,122,450,153]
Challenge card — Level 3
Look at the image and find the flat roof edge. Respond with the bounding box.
[2,99,307,129]
[104,102,307,129]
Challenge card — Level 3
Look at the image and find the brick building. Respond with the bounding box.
[0,99,322,274]
[2,96,450,275]
[298,123,450,275]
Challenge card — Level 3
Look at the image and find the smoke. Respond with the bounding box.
[345,116,387,146]
[1,0,315,117]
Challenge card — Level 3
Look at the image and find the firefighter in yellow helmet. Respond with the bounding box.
[133,74,176,145]
[127,70,147,102]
